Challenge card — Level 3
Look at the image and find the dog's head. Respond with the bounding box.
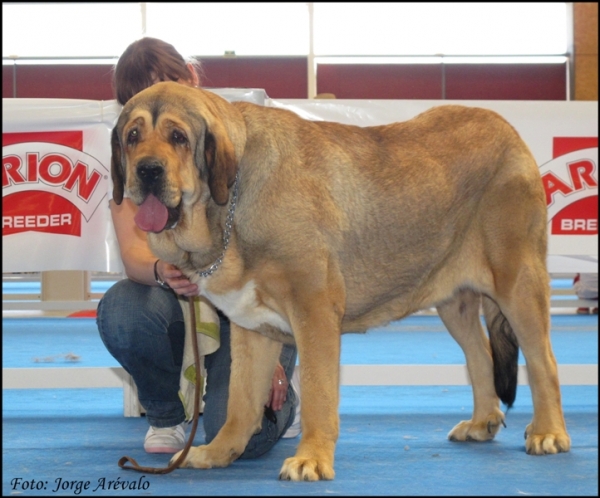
[111,82,246,233]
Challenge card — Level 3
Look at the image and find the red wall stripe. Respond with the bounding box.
[2,59,567,101]
[11,64,115,100]
[317,64,443,99]
[200,57,307,99]
[444,63,567,101]
[3,64,15,98]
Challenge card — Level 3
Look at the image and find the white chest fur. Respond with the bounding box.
[197,278,293,335]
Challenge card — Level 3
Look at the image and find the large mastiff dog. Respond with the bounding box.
[111,82,570,481]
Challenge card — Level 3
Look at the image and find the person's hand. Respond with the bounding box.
[267,363,288,412]
[156,260,198,297]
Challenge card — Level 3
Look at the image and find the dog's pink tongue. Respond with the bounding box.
[134,194,168,233]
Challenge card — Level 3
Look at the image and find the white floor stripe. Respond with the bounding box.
[339,364,598,386]
[3,364,597,389]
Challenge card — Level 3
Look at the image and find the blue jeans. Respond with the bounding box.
[97,279,298,459]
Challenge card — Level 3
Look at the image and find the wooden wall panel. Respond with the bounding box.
[574,55,599,101]
[574,2,598,54]
[574,2,598,101]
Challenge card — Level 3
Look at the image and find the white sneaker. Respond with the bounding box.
[282,367,301,439]
[144,422,187,454]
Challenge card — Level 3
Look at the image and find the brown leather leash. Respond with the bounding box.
[118,296,201,474]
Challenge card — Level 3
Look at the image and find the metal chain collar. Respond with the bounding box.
[197,172,240,278]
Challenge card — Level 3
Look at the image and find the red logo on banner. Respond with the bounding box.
[553,137,598,159]
[540,137,598,236]
[3,191,81,236]
[551,196,598,234]
[2,130,106,237]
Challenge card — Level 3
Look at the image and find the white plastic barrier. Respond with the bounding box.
[2,94,598,273]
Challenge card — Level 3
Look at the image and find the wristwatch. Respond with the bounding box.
[153,259,171,290]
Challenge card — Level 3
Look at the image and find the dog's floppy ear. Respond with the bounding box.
[199,120,239,206]
[190,88,245,206]
[110,126,125,205]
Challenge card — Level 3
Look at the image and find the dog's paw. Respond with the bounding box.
[448,411,505,442]
[524,424,571,455]
[279,456,335,481]
[170,446,213,469]
[170,445,237,469]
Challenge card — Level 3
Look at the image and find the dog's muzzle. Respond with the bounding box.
[137,158,164,190]
[133,158,181,233]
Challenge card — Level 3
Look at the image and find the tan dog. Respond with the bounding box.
[111,82,570,481]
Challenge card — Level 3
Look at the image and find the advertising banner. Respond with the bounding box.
[2,99,122,272]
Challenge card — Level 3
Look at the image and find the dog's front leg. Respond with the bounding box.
[279,309,342,481]
[172,322,282,469]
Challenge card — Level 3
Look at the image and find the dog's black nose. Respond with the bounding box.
[137,159,164,185]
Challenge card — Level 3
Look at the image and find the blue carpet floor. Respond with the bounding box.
[2,314,598,496]
[2,315,597,368]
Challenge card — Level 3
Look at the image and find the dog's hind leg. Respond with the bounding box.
[437,289,506,442]
[172,322,282,469]
[491,261,570,455]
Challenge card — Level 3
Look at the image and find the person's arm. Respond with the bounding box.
[267,363,289,412]
[110,198,198,296]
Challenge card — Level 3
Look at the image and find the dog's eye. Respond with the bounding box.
[172,130,188,146]
[127,129,139,145]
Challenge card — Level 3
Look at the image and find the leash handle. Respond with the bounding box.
[118,297,201,474]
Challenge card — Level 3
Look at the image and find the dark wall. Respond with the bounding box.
[200,57,307,98]
[444,63,567,100]
[2,58,308,100]
[317,62,567,100]
[316,64,443,99]
[3,64,116,100]
[2,57,567,100]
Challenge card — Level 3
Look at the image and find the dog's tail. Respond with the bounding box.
[483,296,519,408]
